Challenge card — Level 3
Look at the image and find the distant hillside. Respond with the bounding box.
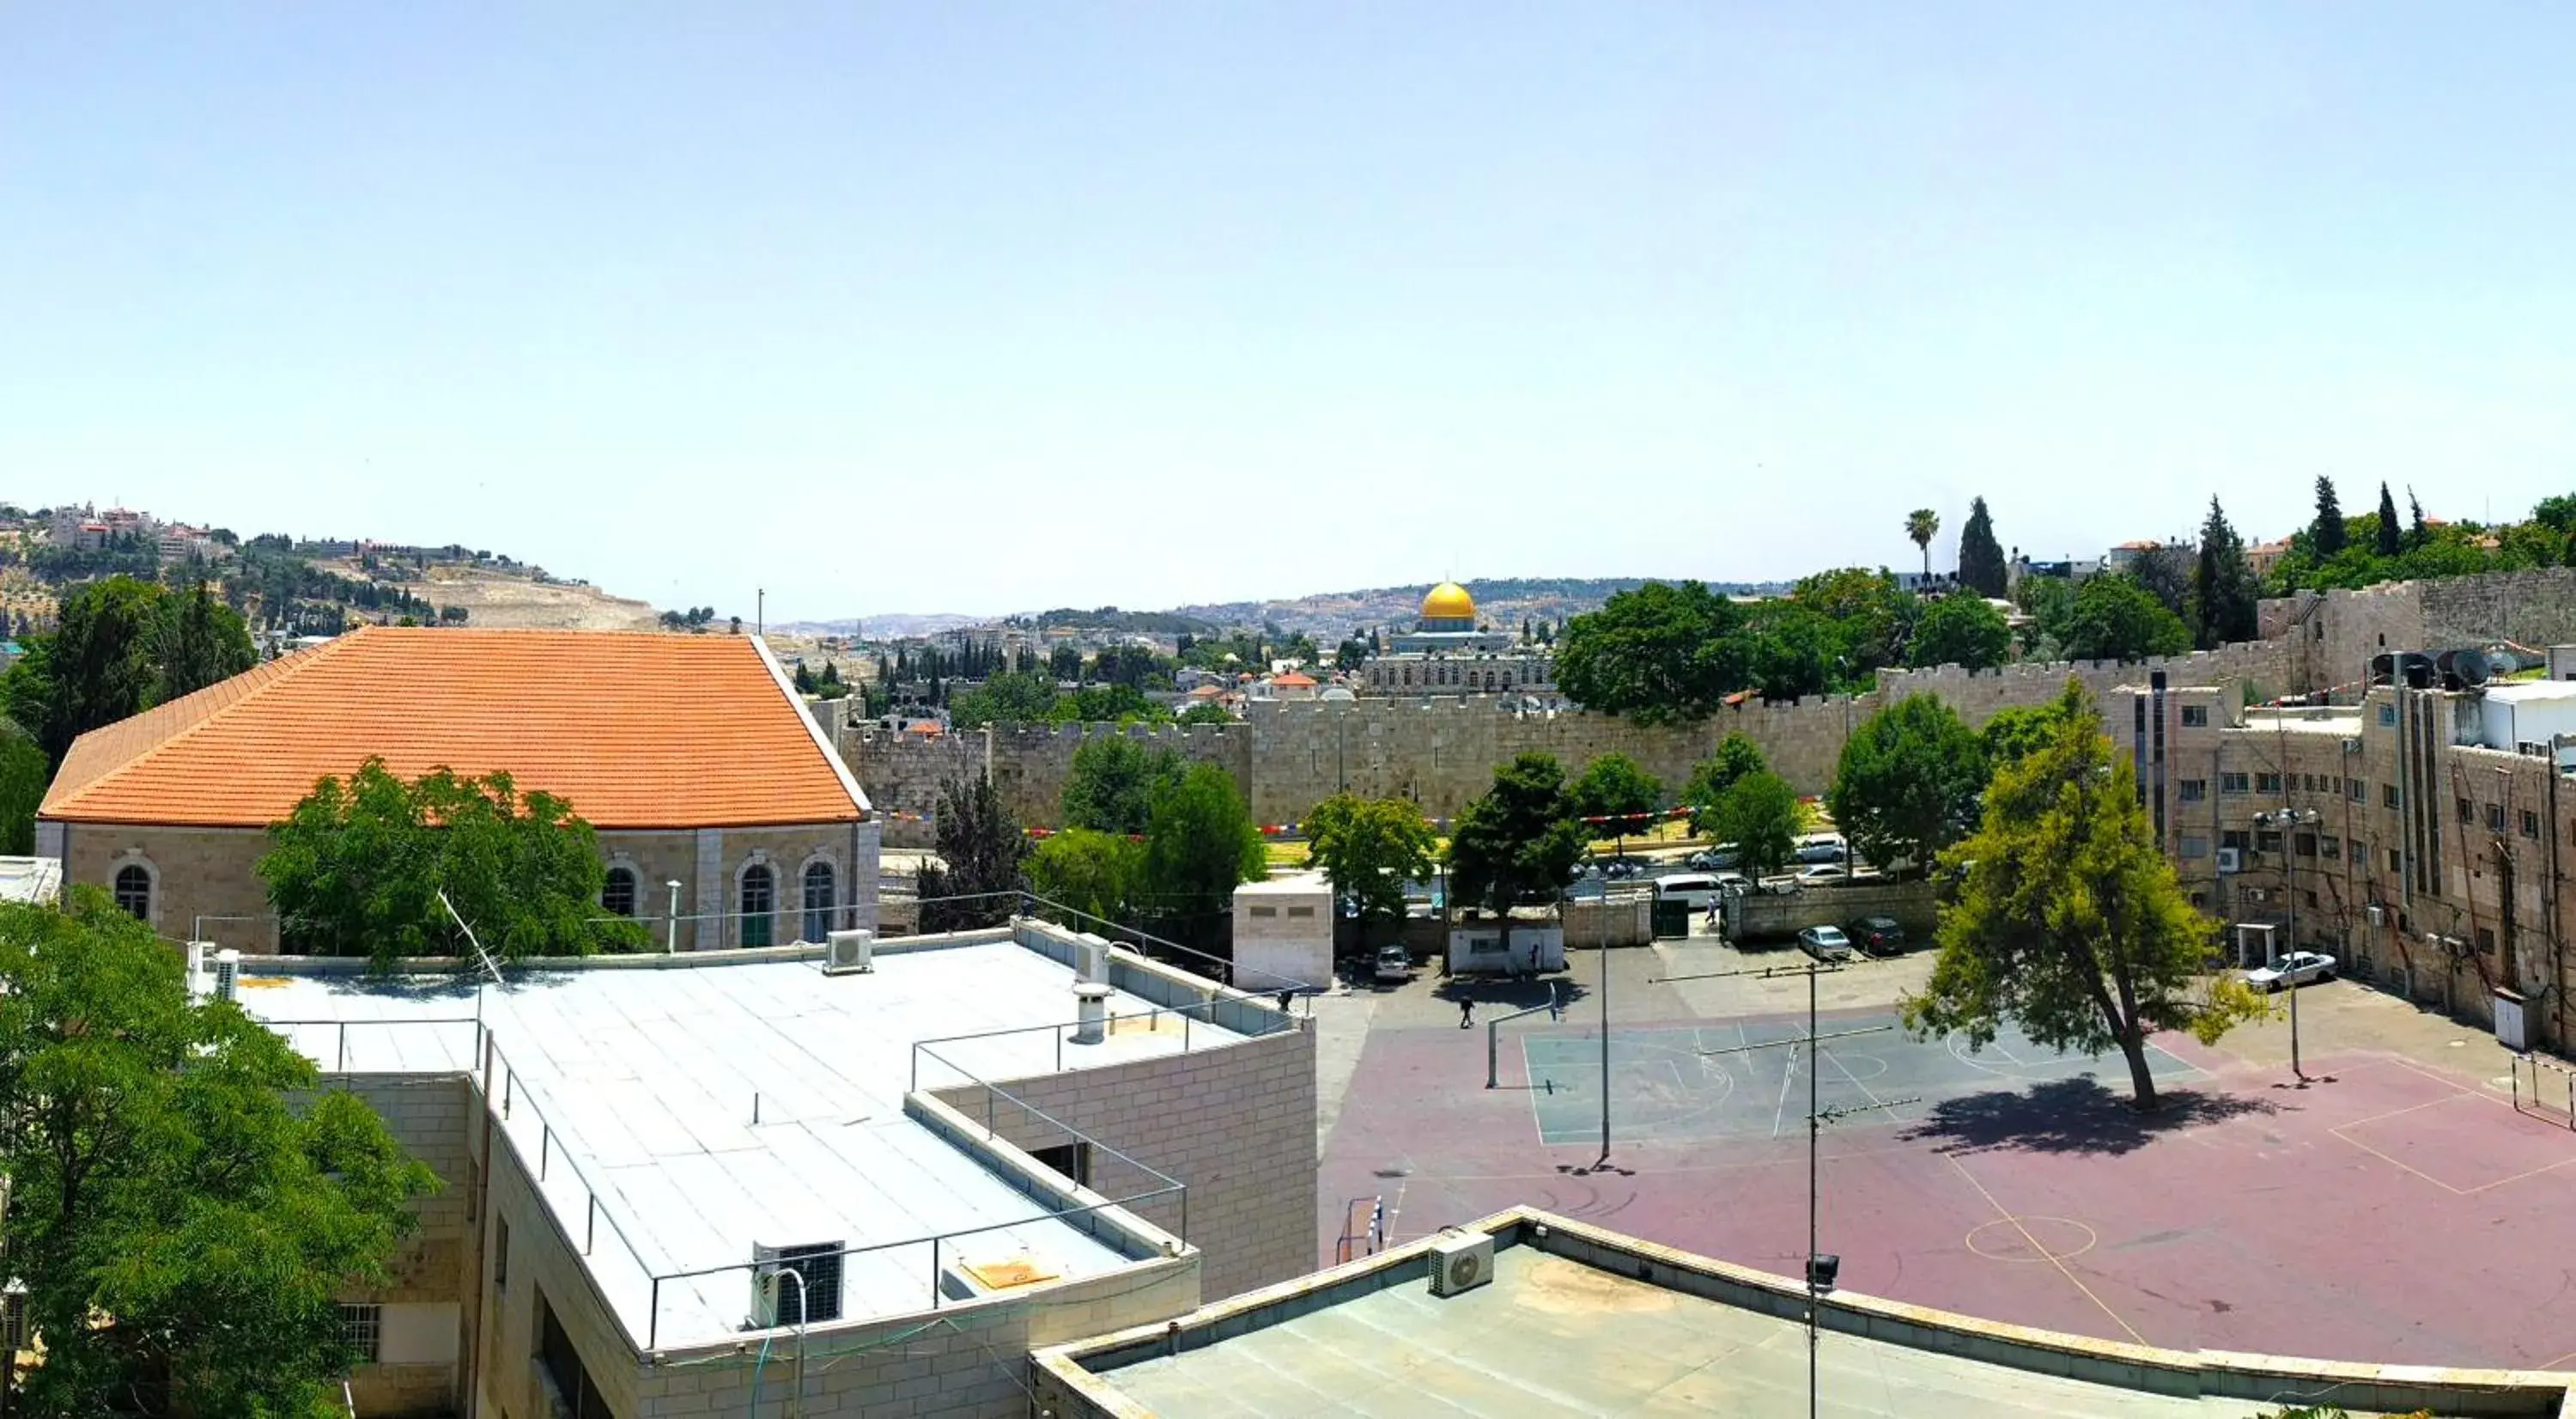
[1168,576,1786,638]
[780,613,985,639]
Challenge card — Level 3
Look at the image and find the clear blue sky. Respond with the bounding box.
[3,3,2572,621]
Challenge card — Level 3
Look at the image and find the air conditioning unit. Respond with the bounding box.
[212,948,241,1004]
[2241,887,2267,904]
[749,1240,844,1328]
[1428,1231,1493,1297]
[2366,904,2386,927]
[2215,848,2242,874]
[823,929,873,975]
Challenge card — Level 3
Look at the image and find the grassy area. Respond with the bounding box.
[1263,840,1311,868]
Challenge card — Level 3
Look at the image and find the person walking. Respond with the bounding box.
[1458,995,1475,1029]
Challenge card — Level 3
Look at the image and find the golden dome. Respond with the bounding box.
[1421,582,1476,623]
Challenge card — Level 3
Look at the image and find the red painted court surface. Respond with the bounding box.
[1318,1008,2576,1369]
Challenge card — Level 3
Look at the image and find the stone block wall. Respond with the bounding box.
[335,1075,477,1418]
[930,1021,1319,1306]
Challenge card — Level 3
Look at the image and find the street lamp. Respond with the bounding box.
[2253,807,2322,1082]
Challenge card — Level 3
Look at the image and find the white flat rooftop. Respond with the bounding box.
[240,937,1248,1351]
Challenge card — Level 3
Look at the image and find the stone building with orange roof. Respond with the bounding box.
[36,625,878,953]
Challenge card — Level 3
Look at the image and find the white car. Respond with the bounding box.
[1798,925,1855,963]
[2245,951,2336,992]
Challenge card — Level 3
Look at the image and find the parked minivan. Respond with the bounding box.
[1652,873,1725,915]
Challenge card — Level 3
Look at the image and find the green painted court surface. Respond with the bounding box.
[1521,1014,2205,1146]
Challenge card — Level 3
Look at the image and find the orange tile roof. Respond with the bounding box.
[40,626,866,830]
[1271,671,1317,687]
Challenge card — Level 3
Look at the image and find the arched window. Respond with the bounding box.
[739,864,775,948]
[802,862,835,944]
[113,864,151,921]
[602,867,637,917]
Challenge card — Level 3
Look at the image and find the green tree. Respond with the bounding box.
[2,889,438,1417]
[0,718,46,855]
[1905,508,1941,579]
[1826,695,1985,874]
[258,759,648,971]
[160,578,258,699]
[1445,752,1588,920]
[1903,682,2264,1109]
[1980,696,2080,771]
[13,576,167,762]
[1060,736,1188,837]
[2407,490,2429,550]
[1908,594,2012,670]
[2310,476,2347,557]
[1566,752,1663,831]
[1303,794,1437,944]
[1742,602,1839,700]
[1553,580,1747,724]
[1682,734,1770,837]
[1957,496,2008,597]
[2189,496,2259,649]
[2374,482,2402,557]
[1334,637,1370,673]
[1025,827,1142,927]
[2060,576,2191,662]
[1714,770,1801,878]
[1176,702,1234,726]
[1048,643,1084,681]
[947,669,1058,727]
[918,770,1029,932]
[1138,763,1267,947]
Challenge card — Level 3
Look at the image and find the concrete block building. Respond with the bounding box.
[35,626,878,952]
[239,917,1317,1417]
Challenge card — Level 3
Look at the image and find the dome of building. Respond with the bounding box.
[1421,582,1476,624]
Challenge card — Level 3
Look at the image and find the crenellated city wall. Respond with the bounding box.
[836,567,2576,841]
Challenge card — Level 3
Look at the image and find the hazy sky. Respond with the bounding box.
[4,5,2573,621]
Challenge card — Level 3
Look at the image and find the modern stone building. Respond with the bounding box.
[35,625,878,953]
[239,917,1317,1417]
[1358,582,1556,698]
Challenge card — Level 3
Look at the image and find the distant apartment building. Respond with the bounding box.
[235,917,1317,1417]
[35,626,878,952]
[2110,659,2576,1050]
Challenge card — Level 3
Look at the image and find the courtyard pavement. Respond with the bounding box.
[1307,933,2576,1371]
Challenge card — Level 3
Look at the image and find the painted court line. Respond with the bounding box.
[1944,1154,2149,1347]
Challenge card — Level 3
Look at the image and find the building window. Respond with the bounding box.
[2178,779,2207,802]
[739,864,775,948]
[1032,1141,1093,1187]
[2,1292,25,1351]
[2255,831,2284,854]
[2379,703,2397,727]
[2301,774,2317,793]
[2458,798,2475,824]
[2293,832,2318,857]
[2388,848,2401,873]
[2476,926,2497,955]
[2487,803,2507,833]
[1249,905,1277,918]
[2318,835,2340,859]
[2348,778,2366,802]
[2220,772,2251,795]
[2181,705,2208,728]
[2256,772,2283,794]
[2221,830,2251,852]
[2304,889,2319,910]
[340,1303,381,1365]
[1287,904,1315,917]
[2384,783,2399,808]
[496,1215,511,1294]
[802,862,835,943]
[2179,835,2209,859]
[538,1290,618,1419]
[602,867,637,918]
[112,864,152,921]
[2524,810,2543,839]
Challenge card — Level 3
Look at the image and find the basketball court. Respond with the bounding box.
[1520,1016,2205,1147]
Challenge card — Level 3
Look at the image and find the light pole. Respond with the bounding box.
[2255,807,2322,1082]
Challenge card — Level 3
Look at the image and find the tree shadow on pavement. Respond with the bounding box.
[1437,977,1591,1011]
[1900,1075,2281,1158]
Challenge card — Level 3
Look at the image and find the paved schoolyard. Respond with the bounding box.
[1315,955,2576,1371]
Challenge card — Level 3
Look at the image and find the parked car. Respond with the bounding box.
[1797,925,1856,963]
[1795,863,1848,884]
[1373,945,1413,984]
[1689,845,1741,871]
[2245,950,2336,992]
[1852,917,1905,955]
[1793,837,1848,865]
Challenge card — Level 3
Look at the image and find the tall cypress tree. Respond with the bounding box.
[2375,482,2402,557]
[2407,490,2430,551]
[2190,497,2258,649]
[1956,496,2008,597]
[2311,477,2347,556]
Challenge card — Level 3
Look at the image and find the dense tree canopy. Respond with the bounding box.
[0,890,438,1416]
[1303,794,1437,941]
[1904,683,2263,1110]
[1827,695,1986,875]
[1446,752,1588,918]
[1682,734,1771,838]
[0,718,46,856]
[1138,764,1268,947]
[1025,827,1143,928]
[1552,581,1747,725]
[1566,752,1663,828]
[3,576,254,764]
[258,759,647,970]
[1060,737,1188,837]
[2058,575,2192,662]
[2189,497,2259,649]
[1908,594,2012,670]
[918,771,1029,932]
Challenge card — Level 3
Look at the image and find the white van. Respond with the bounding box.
[1653,873,1724,914]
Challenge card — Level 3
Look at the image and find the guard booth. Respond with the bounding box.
[2232,921,2279,971]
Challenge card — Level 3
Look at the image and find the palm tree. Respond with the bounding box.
[1905,509,1941,580]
